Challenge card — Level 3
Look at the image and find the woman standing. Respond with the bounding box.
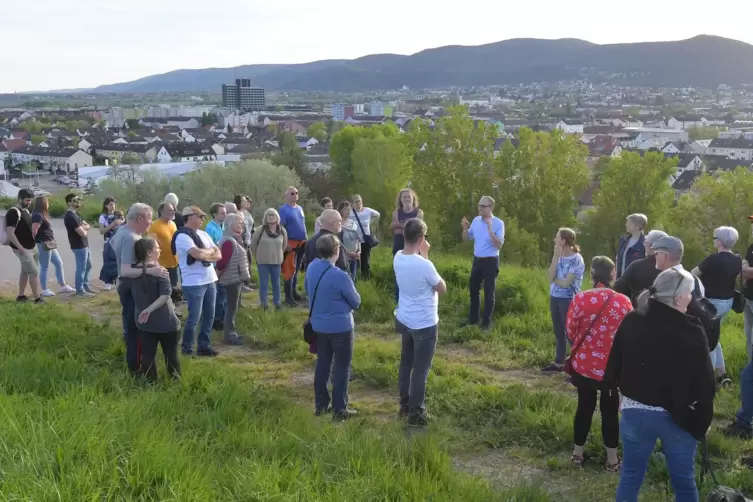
[616,213,647,279]
[349,194,380,279]
[99,197,124,291]
[566,256,632,471]
[691,226,742,384]
[250,208,287,310]
[128,237,181,381]
[216,214,249,345]
[305,234,361,422]
[605,268,715,501]
[31,196,74,297]
[391,189,423,300]
[542,228,585,373]
[338,201,361,282]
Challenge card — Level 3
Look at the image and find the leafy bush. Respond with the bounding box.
[0,194,100,222]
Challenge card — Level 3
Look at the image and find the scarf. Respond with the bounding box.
[264,224,282,239]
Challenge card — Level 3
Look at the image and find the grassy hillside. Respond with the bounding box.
[1,248,752,500]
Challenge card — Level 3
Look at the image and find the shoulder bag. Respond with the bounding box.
[353,210,379,248]
[303,265,332,344]
[565,292,614,376]
[732,254,744,314]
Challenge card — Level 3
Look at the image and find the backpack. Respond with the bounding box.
[690,276,721,351]
[701,439,750,501]
[0,207,21,246]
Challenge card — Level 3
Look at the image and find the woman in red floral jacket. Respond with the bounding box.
[566,256,632,471]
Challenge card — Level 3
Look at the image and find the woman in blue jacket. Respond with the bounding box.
[305,233,361,422]
[616,213,647,279]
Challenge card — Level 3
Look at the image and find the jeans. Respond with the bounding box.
[181,282,217,352]
[735,359,753,430]
[468,256,499,324]
[117,281,139,375]
[573,378,619,448]
[616,408,699,502]
[744,299,753,362]
[550,296,573,365]
[167,267,179,288]
[314,330,354,412]
[708,297,733,373]
[284,251,304,301]
[397,319,438,416]
[349,259,358,284]
[72,247,92,293]
[138,329,181,381]
[257,263,281,308]
[223,282,243,340]
[37,243,65,290]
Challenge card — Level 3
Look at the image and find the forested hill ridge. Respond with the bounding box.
[90,35,753,93]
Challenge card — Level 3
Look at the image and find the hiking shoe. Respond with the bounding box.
[225,336,243,346]
[242,285,254,293]
[293,292,304,302]
[541,363,564,373]
[197,347,219,357]
[33,297,45,305]
[84,285,96,294]
[104,284,112,291]
[407,412,431,427]
[16,295,29,302]
[181,349,194,357]
[479,320,492,331]
[315,406,332,417]
[76,291,96,298]
[41,289,55,297]
[722,422,753,440]
[718,376,732,388]
[333,408,358,422]
[59,285,75,293]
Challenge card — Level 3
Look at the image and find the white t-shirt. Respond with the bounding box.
[175,230,218,287]
[349,208,380,238]
[394,251,441,330]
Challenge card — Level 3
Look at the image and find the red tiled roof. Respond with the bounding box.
[2,138,27,151]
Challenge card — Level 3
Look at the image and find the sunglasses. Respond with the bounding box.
[478,204,490,208]
[289,191,298,195]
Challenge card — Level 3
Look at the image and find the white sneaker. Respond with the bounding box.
[59,285,75,293]
[41,289,56,297]
[104,284,112,291]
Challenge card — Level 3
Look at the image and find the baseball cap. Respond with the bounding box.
[651,236,683,254]
[181,206,206,217]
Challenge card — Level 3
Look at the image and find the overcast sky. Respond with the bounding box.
[2,0,751,94]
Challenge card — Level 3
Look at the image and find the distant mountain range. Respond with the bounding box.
[88,35,753,93]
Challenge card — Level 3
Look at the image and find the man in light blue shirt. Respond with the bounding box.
[461,195,505,330]
[205,203,227,330]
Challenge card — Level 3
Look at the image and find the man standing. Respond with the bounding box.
[147,202,179,288]
[64,193,94,297]
[394,218,446,426]
[205,203,227,330]
[280,186,307,306]
[172,206,222,356]
[613,230,668,305]
[461,195,505,330]
[109,203,167,376]
[6,188,44,304]
[304,209,348,271]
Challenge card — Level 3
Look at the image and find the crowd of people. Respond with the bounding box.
[5,186,753,501]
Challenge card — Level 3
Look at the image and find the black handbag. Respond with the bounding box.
[303,265,332,344]
[353,210,379,247]
[733,254,745,314]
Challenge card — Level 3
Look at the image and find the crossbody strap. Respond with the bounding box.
[571,292,614,358]
[308,265,332,319]
[738,254,744,292]
[353,210,367,236]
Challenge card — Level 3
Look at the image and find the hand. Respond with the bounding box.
[354,252,361,260]
[553,245,563,258]
[137,310,150,324]
[285,245,292,252]
[461,217,470,230]
[484,218,493,230]
[147,266,169,278]
[419,239,431,257]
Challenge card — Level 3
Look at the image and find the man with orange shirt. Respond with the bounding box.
[148,202,180,288]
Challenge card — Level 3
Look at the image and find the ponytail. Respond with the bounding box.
[636,288,653,315]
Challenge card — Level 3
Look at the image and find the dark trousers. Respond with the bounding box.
[573,375,619,448]
[117,281,140,375]
[550,296,572,364]
[397,319,438,416]
[468,256,499,324]
[284,250,305,301]
[223,282,243,341]
[138,329,181,381]
[215,282,227,323]
[360,241,373,279]
[314,330,354,413]
[392,235,405,302]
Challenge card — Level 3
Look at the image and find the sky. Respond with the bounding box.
[2,0,752,94]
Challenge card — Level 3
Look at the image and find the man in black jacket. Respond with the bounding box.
[614,230,667,305]
[304,209,348,272]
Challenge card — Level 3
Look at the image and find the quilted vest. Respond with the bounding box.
[217,234,250,286]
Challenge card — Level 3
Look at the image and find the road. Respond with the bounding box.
[1,214,105,285]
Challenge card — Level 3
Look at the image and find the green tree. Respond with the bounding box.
[127,130,137,138]
[307,122,328,142]
[688,127,724,141]
[201,112,218,127]
[31,134,46,145]
[578,151,677,259]
[665,167,753,268]
[125,119,140,130]
[329,123,400,194]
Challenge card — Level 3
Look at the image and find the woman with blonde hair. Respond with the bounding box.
[250,208,288,310]
[349,194,380,279]
[543,228,585,373]
[391,188,423,300]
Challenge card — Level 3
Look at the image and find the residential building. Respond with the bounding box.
[556,119,584,135]
[331,104,354,121]
[222,79,265,111]
[11,146,93,172]
[160,143,217,162]
[369,101,393,117]
[707,138,753,160]
[94,143,158,163]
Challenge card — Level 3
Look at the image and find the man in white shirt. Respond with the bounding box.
[174,206,222,356]
[394,218,447,426]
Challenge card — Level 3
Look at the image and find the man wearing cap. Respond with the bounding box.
[172,206,222,357]
[614,230,668,305]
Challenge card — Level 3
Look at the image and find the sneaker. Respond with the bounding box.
[541,363,564,373]
[293,292,304,302]
[407,412,431,427]
[41,289,56,297]
[460,320,479,328]
[284,300,299,308]
[242,285,254,293]
[399,405,409,418]
[104,284,112,291]
[315,406,332,417]
[76,291,96,298]
[33,297,45,305]
[225,335,243,346]
[479,320,492,331]
[181,349,194,357]
[84,285,96,294]
[722,422,753,440]
[332,408,358,422]
[197,347,219,357]
[59,285,75,293]
[16,295,29,302]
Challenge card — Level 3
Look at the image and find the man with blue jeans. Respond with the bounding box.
[174,206,221,357]
[63,193,94,297]
[205,203,227,331]
[461,195,505,330]
[109,203,167,376]
[394,218,446,426]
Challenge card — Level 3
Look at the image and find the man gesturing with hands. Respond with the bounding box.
[461,195,505,330]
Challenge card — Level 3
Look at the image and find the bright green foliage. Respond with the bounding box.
[307,122,328,142]
[329,123,401,193]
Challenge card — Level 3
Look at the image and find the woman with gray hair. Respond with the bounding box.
[250,208,287,310]
[215,213,249,345]
[604,268,715,501]
[691,225,742,383]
